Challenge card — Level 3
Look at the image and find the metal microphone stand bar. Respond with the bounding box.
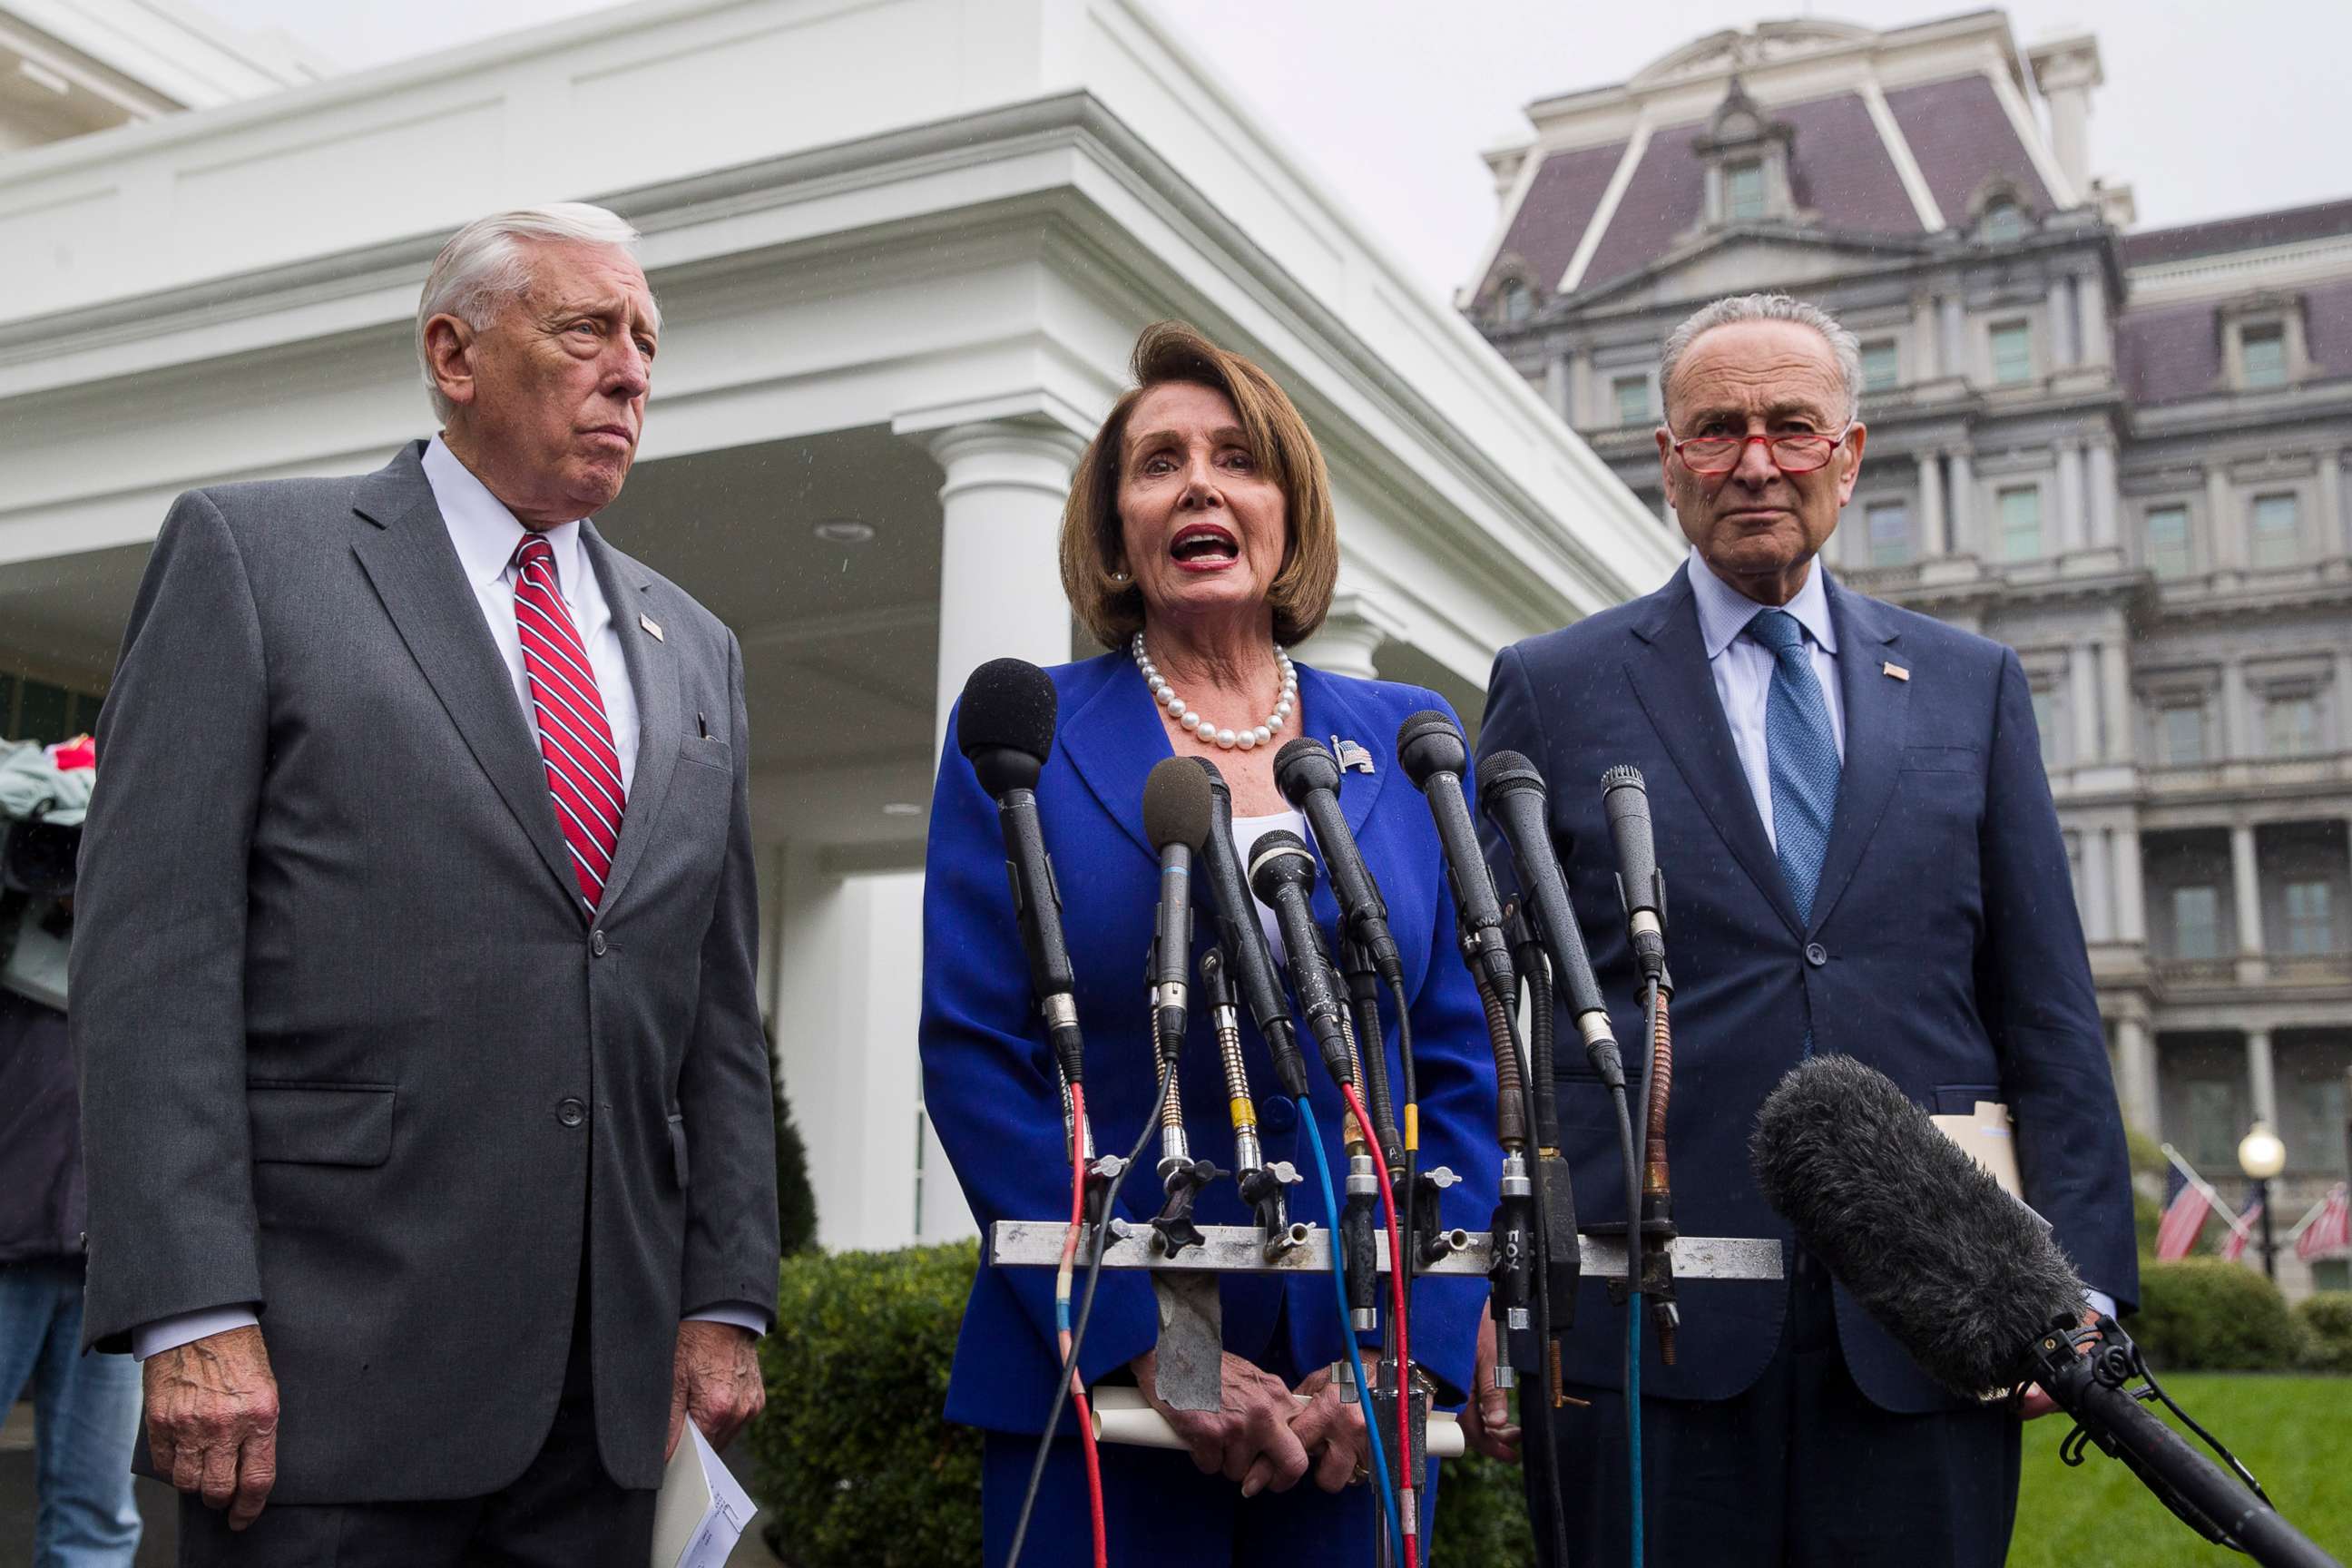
[989,1220,1783,1284]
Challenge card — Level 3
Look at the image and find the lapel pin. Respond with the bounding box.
[1883,661,1909,681]
[640,612,664,642]
[1331,736,1376,775]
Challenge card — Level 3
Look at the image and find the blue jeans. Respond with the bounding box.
[0,1259,144,1568]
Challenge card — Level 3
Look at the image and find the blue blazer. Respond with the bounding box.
[921,652,1501,1434]
[1477,564,2138,1414]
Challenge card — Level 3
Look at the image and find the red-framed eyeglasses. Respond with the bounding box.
[1668,426,1853,475]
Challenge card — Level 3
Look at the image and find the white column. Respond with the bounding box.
[2087,440,2119,546]
[1292,592,1398,681]
[1914,296,1941,380]
[1916,451,1946,556]
[2082,827,2113,941]
[2101,640,2132,762]
[1567,348,1592,427]
[2050,278,2081,368]
[921,420,1087,752]
[2056,441,2087,552]
[2114,827,2147,943]
[2079,270,2112,367]
[2247,1029,2278,1131]
[2114,1015,2159,1136]
[2319,450,2345,557]
[2221,659,2251,760]
[2231,823,2265,956]
[1949,451,1976,554]
[1941,296,1967,382]
[1544,355,1569,421]
[2207,465,2239,568]
[2070,644,2100,766]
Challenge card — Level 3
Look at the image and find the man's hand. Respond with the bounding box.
[1286,1365,1371,1493]
[1132,1348,1308,1497]
[667,1320,765,1460]
[2017,1306,2104,1421]
[1462,1314,1522,1462]
[144,1325,279,1531]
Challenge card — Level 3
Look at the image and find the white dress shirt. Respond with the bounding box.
[1232,809,1308,965]
[133,438,762,1359]
[1681,550,2115,1320]
[1683,547,1845,852]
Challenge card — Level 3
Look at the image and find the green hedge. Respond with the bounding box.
[2129,1259,2303,1371]
[2294,1292,2352,1374]
[750,1243,984,1567]
[748,1241,1537,1564]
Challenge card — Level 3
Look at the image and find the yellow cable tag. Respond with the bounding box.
[1405,1103,1420,1151]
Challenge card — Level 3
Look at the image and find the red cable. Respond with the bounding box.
[1056,1084,1109,1568]
[1338,1079,1418,1568]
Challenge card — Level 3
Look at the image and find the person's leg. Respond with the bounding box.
[28,1259,145,1567]
[0,1261,54,1411]
[468,1298,655,1568]
[1233,1451,1439,1568]
[982,1430,1235,1568]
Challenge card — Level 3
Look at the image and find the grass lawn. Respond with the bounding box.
[2009,1373,2351,1566]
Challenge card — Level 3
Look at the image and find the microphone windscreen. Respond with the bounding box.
[956,659,1058,765]
[1396,710,1465,787]
[1750,1054,2086,1396]
[1142,755,1215,852]
[1475,750,1544,799]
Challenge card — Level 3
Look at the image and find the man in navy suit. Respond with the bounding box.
[1478,293,2136,1567]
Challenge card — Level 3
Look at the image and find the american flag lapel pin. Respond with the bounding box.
[1332,736,1376,774]
[1883,661,1909,681]
[640,612,664,642]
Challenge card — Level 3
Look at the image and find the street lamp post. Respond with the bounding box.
[2238,1121,2286,1282]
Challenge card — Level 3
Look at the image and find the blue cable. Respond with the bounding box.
[1627,1304,1643,1567]
[1298,1098,1405,1556]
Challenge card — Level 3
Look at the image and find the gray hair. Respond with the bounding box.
[1657,293,1861,426]
[415,203,658,421]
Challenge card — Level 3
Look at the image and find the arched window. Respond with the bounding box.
[1500,278,1534,326]
[1981,199,2028,243]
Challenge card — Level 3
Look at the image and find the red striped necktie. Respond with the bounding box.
[512,534,625,913]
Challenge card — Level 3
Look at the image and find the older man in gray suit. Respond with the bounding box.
[72,204,780,1565]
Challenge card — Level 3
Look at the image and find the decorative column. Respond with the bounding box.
[2081,827,2113,941]
[2056,440,2087,552]
[2231,822,2266,964]
[2319,449,2346,556]
[1948,450,1977,555]
[1566,348,1592,427]
[2079,270,2112,367]
[918,420,1088,752]
[1916,452,1946,557]
[2114,827,2148,944]
[2070,644,2100,767]
[1913,296,1941,380]
[1941,296,1967,383]
[2207,465,2239,568]
[2087,439,2120,547]
[1292,589,1404,682]
[2100,640,2132,762]
[2246,1029,2278,1132]
[2221,660,2251,760]
[2049,277,2081,368]
[2113,1015,2159,1136]
[1544,355,1569,421]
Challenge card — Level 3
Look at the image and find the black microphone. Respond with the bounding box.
[956,659,1083,1087]
[1273,739,1403,985]
[1141,758,1212,1061]
[1395,712,1513,996]
[1191,760,1311,1098]
[1477,750,1624,1090]
[1246,829,1352,1088]
[1598,765,1667,978]
[1754,1056,2339,1568]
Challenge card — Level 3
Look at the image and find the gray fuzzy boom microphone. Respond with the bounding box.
[1749,1054,2082,1398]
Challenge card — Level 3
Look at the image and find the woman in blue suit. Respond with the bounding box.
[920,322,1508,1566]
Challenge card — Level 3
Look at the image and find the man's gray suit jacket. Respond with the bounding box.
[72,441,781,1502]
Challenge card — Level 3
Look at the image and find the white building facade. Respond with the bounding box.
[0,0,1672,1250]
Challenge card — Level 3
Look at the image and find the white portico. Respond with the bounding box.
[0,0,1674,1250]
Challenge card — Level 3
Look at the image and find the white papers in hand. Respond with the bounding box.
[651,1424,758,1568]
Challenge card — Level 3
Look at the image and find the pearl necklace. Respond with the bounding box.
[1132,632,1296,751]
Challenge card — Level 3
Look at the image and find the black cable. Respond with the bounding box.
[1385,975,1420,1360]
[1003,1063,1179,1568]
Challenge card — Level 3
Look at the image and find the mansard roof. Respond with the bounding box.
[2119,199,2352,269]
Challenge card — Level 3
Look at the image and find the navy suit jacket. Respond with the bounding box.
[921,652,1500,1434]
[1477,564,2138,1413]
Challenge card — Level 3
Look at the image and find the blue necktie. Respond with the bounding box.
[1745,609,1840,926]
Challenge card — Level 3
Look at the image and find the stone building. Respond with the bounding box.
[1464,12,2351,1291]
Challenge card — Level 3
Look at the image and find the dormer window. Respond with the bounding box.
[1695,77,1797,230]
[1725,160,1767,222]
[2220,296,2311,391]
[2240,323,2287,387]
[1982,200,2028,243]
[1499,278,1534,327]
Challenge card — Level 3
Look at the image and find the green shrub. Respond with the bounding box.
[2130,1259,2302,1371]
[750,1243,983,1567]
[2294,1292,2352,1374]
[1439,1446,1534,1560]
[773,1071,818,1257]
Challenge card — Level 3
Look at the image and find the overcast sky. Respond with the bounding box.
[205,0,2352,300]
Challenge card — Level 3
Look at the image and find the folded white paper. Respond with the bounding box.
[651,1424,758,1568]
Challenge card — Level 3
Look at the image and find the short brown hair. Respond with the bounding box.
[1060,322,1338,648]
